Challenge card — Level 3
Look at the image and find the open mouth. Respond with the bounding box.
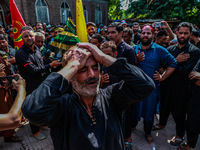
[87,81,97,86]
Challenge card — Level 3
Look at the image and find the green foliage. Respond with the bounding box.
[108,0,200,24]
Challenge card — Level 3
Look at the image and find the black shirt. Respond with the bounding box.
[117,41,136,65]
[133,33,140,45]
[22,58,155,150]
[15,44,50,95]
[167,42,200,77]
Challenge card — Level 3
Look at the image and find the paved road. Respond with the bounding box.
[0,115,199,150]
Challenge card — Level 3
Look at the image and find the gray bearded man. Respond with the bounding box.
[22,43,155,150]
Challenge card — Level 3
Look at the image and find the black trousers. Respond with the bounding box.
[30,123,40,134]
[187,130,199,148]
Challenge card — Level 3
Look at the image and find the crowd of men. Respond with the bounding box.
[0,19,200,150]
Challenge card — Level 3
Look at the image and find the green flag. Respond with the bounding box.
[51,18,80,51]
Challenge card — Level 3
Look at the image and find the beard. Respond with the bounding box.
[141,37,152,46]
[72,77,100,98]
[178,37,190,45]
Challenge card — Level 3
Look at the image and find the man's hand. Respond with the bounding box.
[189,71,200,80]
[153,71,163,81]
[100,71,110,87]
[59,47,91,80]
[101,71,110,83]
[77,43,116,67]
[176,52,190,63]
[160,21,169,30]
[7,56,16,64]
[12,74,25,91]
[0,63,6,76]
[136,50,145,63]
[50,60,62,68]
[62,47,91,69]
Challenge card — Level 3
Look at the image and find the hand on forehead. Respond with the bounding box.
[62,46,92,66]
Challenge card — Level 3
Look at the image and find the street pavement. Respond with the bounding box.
[0,115,199,150]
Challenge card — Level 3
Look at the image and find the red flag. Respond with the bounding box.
[9,0,26,50]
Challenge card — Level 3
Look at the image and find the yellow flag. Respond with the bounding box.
[76,0,88,42]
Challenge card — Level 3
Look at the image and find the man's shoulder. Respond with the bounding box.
[167,44,177,51]
[16,45,29,56]
[123,41,134,51]
[153,43,167,51]
[189,44,200,56]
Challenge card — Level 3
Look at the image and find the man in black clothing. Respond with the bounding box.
[108,22,137,149]
[15,26,61,140]
[177,59,200,150]
[108,22,136,65]
[22,43,155,150]
[190,29,200,49]
[132,22,140,45]
[153,22,200,146]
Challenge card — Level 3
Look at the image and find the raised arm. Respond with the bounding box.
[22,46,92,127]
[0,75,26,131]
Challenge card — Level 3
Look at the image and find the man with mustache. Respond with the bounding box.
[130,25,177,144]
[153,22,200,147]
[21,43,155,150]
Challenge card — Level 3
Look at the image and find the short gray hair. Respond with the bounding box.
[34,32,45,40]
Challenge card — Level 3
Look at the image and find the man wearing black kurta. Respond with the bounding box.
[177,59,200,149]
[22,43,155,150]
[153,22,200,146]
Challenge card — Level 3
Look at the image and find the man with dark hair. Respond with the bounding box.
[155,30,169,47]
[132,22,140,45]
[108,22,136,65]
[90,33,104,48]
[100,28,109,41]
[154,21,175,48]
[153,22,200,146]
[15,26,61,140]
[21,43,155,150]
[0,25,6,35]
[0,34,17,74]
[46,27,55,45]
[35,21,43,31]
[123,27,134,46]
[130,25,177,144]
[87,22,96,38]
[190,29,200,49]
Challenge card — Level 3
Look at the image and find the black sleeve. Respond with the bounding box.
[22,72,71,127]
[126,47,137,65]
[15,50,50,76]
[108,58,155,111]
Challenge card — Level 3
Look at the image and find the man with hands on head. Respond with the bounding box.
[22,43,155,150]
[0,74,26,131]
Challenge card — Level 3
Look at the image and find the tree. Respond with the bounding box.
[108,0,200,24]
